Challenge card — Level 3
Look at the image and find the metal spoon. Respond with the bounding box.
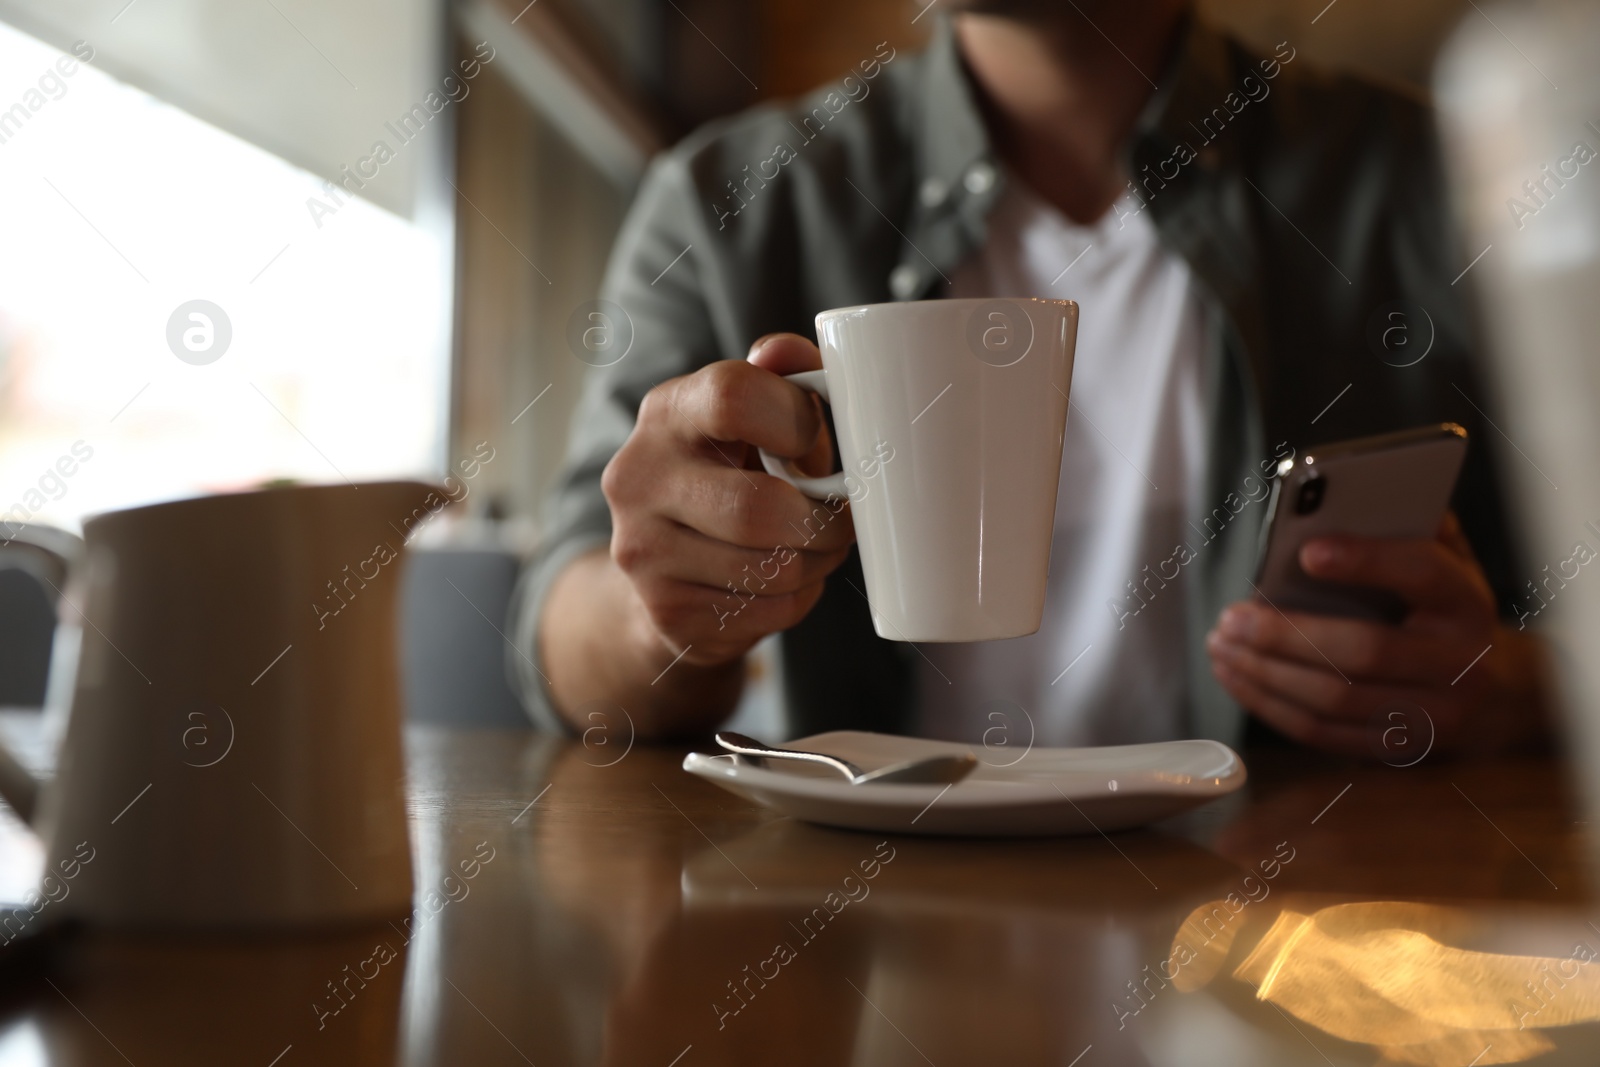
[715,732,976,786]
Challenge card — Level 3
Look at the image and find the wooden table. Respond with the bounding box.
[1,723,1598,1066]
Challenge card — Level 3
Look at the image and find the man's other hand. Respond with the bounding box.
[1206,513,1551,757]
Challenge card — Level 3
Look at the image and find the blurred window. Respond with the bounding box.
[0,21,446,534]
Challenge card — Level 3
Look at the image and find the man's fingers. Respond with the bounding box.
[1211,658,1374,757]
[631,572,828,656]
[656,358,824,459]
[654,463,857,553]
[613,517,850,598]
[748,332,823,376]
[1208,632,1433,723]
[747,334,835,476]
[1215,601,1480,684]
[1210,632,1355,716]
[1298,534,1489,615]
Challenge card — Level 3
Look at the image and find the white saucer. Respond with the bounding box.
[681,730,1247,837]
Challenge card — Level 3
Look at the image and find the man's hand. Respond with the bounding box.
[1206,514,1551,757]
[602,332,853,666]
[541,333,853,739]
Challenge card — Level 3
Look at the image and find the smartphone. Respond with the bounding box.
[1253,423,1469,622]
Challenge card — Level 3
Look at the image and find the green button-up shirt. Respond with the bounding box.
[510,16,1523,743]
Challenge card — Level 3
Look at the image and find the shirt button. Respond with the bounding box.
[889,265,920,299]
[919,177,948,208]
[963,160,996,195]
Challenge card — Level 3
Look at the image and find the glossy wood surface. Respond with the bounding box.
[1,723,1597,1066]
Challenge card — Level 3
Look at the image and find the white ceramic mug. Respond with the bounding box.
[760,298,1077,642]
[0,482,439,930]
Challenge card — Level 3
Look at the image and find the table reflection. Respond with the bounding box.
[1,729,1597,1066]
[1173,896,1600,1065]
[3,926,406,1066]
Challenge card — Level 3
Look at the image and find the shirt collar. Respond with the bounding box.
[887,16,1003,300]
[897,15,1229,300]
[914,13,1237,195]
[1128,14,1237,170]
[916,15,994,209]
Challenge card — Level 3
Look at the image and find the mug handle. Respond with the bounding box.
[757,370,850,500]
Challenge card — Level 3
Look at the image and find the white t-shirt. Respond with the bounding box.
[914,179,1208,747]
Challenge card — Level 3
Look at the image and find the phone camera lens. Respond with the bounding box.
[1294,476,1326,515]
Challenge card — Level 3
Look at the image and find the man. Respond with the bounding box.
[512,2,1552,755]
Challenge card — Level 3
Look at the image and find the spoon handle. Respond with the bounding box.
[714,732,864,782]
